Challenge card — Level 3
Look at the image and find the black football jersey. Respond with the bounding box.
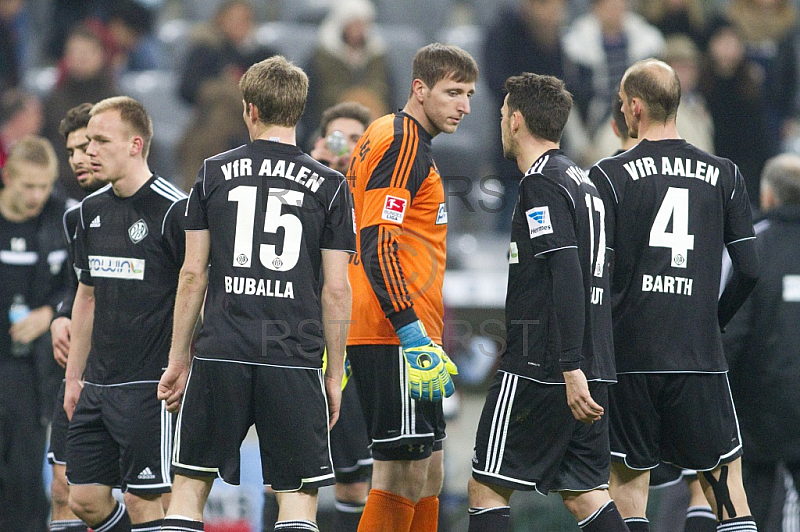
[501,149,615,383]
[73,176,187,384]
[589,139,755,373]
[185,140,356,367]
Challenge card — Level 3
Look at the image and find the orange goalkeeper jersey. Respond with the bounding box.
[346,112,447,346]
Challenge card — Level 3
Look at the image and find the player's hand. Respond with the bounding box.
[51,316,71,368]
[63,377,83,421]
[563,368,604,424]
[324,374,342,430]
[158,361,190,414]
[11,306,54,345]
[397,320,458,402]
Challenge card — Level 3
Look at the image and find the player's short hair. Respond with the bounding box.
[761,153,800,206]
[91,96,153,158]
[612,94,629,139]
[319,101,372,137]
[622,58,681,123]
[240,55,308,128]
[504,72,572,143]
[411,43,479,93]
[4,135,58,180]
[59,102,93,139]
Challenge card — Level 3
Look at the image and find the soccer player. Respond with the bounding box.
[589,59,760,532]
[48,103,106,532]
[468,73,626,532]
[0,136,71,532]
[157,55,355,532]
[346,42,476,531]
[64,96,186,532]
[312,101,373,531]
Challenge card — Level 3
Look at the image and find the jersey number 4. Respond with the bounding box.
[228,185,304,271]
[649,187,694,268]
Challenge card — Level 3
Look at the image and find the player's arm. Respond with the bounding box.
[321,249,352,429]
[64,281,94,421]
[547,248,604,423]
[718,237,759,330]
[158,229,209,414]
[52,209,80,367]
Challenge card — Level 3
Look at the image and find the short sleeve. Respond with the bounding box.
[520,175,577,257]
[321,177,357,252]
[185,168,208,231]
[73,202,93,286]
[164,198,188,267]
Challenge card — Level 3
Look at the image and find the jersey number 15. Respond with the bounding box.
[228,185,304,272]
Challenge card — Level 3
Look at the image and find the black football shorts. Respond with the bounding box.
[347,345,446,462]
[609,372,742,471]
[173,356,335,491]
[472,371,611,494]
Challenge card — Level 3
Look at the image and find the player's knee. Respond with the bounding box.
[67,490,98,521]
[702,465,746,520]
[334,481,369,503]
[123,490,162,516]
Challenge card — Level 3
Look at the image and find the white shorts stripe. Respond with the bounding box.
[486,372,517,474]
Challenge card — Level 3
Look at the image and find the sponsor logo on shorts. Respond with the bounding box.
[88,255,145,280]
[137,467,155,480]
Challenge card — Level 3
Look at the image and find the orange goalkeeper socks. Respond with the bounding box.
[357,489,415,532]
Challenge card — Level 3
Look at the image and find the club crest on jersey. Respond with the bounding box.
[525,206,553,238]
[509,242,519,264]
[128,219,148,244]
[381,195,407,223]
[436,202,448,225]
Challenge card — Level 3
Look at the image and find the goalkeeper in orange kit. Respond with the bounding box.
[345,42,478,532]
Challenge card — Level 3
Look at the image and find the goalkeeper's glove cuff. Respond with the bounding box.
[397,319,431,349]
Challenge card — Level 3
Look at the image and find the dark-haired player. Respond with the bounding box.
[48,102,106,532]
[589,58,760,532]
[468,73,626,532]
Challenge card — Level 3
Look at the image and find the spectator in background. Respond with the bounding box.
[178,0,276,107]
[0,88,42,168]
[727,0,799,154]
[699,19,773,210]
[0,136,71,532]
[305,0,391,132]
[483,0,584,231]
[0,0,26,91]
[562,0,664,166]
[101,0,162,74]
[636,0,712,50]
[176,76,249,191]
[723,153,800,530]
[42,26,115,199]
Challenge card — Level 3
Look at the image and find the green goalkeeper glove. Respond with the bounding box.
[397,320,458,401]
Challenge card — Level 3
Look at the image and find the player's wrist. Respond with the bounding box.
[397,320,431,349]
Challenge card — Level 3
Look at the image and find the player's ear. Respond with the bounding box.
[410,78,427,103]
[130,136,144,157]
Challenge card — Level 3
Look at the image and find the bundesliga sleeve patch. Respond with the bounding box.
[381,195,407,223]
[525,206,553,238]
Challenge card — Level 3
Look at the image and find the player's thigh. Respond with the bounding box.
[348,344,445,462]
[330,378,373,484]
[106,383,172,495]
[608,373,661,469]
[553,382,611,493]
[659,373,742,471]
[66,384,121,487]
[253,365,335,492]
[173,357,255,485]
[472,371,587,494]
